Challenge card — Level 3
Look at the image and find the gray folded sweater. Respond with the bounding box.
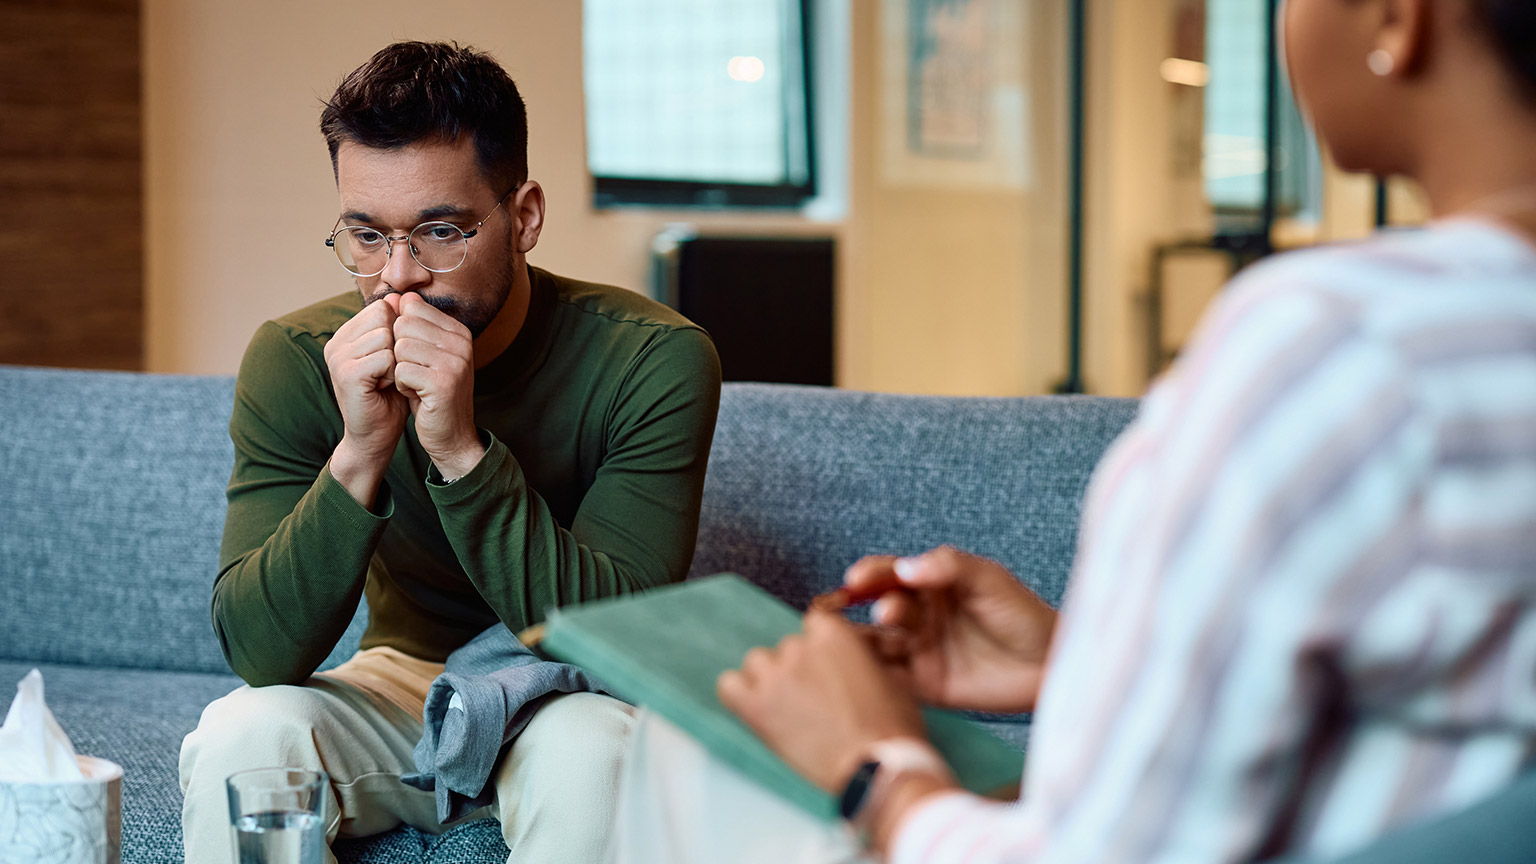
[401,624,615,823]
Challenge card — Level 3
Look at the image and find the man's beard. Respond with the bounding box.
[360,252,515,339]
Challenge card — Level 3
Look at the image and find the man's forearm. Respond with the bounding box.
[329,436,392,511]
[429,434,684,631]
[214,463,388,685]
[427,436,486,483]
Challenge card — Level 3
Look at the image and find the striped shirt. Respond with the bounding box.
[893,218,1536,864]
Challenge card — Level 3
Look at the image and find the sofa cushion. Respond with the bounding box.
[0,661,506,863]
[692,384,1139,610]
[0,366,365,675]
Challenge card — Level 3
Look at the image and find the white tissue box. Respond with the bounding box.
[0,755,123,864]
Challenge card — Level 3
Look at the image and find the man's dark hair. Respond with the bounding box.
[1474,0,1536,102]
[320,41,528,193]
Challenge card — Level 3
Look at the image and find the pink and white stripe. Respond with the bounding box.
[892,218,1536,864]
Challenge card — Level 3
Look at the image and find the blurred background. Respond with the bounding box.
[0,0,1428,397]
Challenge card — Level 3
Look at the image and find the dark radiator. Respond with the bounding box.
[654,235,835,386]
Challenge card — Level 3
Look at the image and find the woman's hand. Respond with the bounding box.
[717,609,928,794]
[850,546,1058,714]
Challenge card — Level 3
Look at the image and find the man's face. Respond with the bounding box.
[334,136,515,337]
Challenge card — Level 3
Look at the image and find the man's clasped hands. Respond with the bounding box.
[324,292,486,499]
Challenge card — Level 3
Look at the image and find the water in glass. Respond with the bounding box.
[234,810,324,864]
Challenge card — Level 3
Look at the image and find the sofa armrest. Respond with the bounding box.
[1266,768,1536,864]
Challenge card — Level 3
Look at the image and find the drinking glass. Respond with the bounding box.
[226,768,327,864]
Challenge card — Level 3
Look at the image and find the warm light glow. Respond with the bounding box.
[1160,57,1210,88]
[1204,134,1268,179]
[727,56,766,83]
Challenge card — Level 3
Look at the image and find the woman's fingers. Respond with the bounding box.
[872,592,922,630]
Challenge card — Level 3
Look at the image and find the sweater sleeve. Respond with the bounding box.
[427,326,722,630]
[212,321,389,686]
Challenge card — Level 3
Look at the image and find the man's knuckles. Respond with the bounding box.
[394,316,471,353]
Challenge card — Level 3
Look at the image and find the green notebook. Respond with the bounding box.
[541,573,1024,820]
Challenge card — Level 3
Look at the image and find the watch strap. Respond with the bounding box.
[838,760,881,821]
[838,737,954,827]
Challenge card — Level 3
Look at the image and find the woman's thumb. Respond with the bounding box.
[893,550,962,589]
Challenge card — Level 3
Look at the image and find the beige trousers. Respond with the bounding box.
[179,647,636,864]
[607,711,870,864]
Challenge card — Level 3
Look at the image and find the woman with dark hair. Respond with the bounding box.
[609,1,1536,862]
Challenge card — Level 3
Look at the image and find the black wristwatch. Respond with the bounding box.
[838,759,882,821]
[834,738,955,827]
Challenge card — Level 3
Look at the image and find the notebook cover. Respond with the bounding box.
[541,573,1024,820]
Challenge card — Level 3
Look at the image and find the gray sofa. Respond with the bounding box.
[0,365,1131,862]
[1,364,1531,864]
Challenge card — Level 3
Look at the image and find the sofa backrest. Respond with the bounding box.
[692,384,1139,610]
[0,367,1138,675]
[0,366,366,675]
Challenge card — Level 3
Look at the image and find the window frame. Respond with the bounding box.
[586,0,819,210]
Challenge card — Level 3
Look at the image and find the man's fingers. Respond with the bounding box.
[393,360,437,398]
[340,326,394,362]
[329,291,396,356]
[350,347,397,388]
[351,294,400,333]
[393,336,472,378]
[397,292,471,338]
[327,299,397,361]
[393,308,470,348]
[392,349,471,409]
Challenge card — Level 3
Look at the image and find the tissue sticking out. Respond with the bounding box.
[0,669,86,783]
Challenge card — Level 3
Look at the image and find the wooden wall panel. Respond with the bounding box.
[0,0,142,370]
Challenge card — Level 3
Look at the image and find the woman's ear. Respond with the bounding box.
[1373,0,1432,77]
[509,181,545,255]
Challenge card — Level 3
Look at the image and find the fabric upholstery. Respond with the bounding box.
[1271,769,1536,864]
[7,365,1530,863]
[0,367,366,675]
[0,366,1135,862]
[0,661,506,864]
[693,384,1138,610]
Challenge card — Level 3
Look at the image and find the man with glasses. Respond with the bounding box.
[177,41,722,864]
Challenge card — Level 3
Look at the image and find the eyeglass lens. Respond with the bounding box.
[333,222,469,276]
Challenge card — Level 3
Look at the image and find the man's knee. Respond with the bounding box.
[495,692,637,797]
[518,692,635,759]
[492,693,636,856]
[180,684,335,788]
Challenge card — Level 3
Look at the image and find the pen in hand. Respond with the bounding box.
[810,572,906,614]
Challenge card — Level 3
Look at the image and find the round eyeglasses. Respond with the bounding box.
[324,189,515,277]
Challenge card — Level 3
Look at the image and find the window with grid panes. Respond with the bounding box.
[583,0,815,207]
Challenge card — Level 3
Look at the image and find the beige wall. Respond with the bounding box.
[143,0,1070,397]
[134,0,1437,392]
[145,0,838,376]
[1084,0,1219,396]
[842,0,1069,396]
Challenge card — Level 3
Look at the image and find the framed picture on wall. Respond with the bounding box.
[907,0,990,157]
[881,0,1030,190]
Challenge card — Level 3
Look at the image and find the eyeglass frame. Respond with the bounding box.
[324,185,520,277]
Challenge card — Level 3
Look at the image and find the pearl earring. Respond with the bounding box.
[1368,49,1396,77]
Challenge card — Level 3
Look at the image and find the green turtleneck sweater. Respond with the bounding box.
[214,267,722,686]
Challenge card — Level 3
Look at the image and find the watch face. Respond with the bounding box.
[838,760,882,821]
